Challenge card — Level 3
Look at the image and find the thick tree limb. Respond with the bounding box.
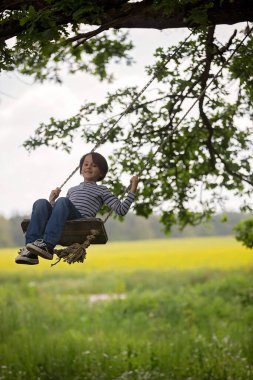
[0,0,252,43]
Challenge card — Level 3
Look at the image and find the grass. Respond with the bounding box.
[0,237,253,379]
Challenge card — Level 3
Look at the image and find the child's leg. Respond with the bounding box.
[43,197,81,248]
[25,199,52,244]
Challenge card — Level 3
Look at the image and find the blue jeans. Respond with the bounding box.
[25,197,82,247]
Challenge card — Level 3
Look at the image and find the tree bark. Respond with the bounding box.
[1,0,252,42]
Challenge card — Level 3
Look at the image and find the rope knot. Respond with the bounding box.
[52,229,100,266]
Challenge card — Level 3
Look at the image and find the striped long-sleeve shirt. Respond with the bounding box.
[66,181,135,218]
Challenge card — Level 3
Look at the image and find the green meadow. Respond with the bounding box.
[1,237,253,380]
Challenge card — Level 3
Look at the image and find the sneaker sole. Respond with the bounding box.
[15,255,39,265]
[26,244,53,260]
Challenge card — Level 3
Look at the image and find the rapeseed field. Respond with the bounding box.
[1,236,253,271]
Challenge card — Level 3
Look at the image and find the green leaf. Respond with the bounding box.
[19,17,29,26]
[234,218,253,249]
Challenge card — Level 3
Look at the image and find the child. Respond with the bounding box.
[15,152,139,265]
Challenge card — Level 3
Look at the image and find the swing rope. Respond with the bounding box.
[53,26,252,265]
[59,29,195,190]
[53,30,195,265]
[103,25,253,223]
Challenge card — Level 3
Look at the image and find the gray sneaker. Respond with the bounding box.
[15,247,39,265]
[26,239,53,260]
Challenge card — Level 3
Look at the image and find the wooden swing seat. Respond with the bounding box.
[21,218,108,246]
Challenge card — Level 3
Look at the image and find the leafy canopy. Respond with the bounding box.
[1,1,253,237]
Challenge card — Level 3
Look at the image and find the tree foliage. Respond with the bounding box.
[1,1,253,237]
[22,26,253,232]
[1,1,252,79]
[0,211,249,247]
[234,217,253,249]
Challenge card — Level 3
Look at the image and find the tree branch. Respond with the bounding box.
[199,26,216,169]
[66,25,109,45]
[215,151,253,186]
[213,29,237,63]
[1,0,252,43]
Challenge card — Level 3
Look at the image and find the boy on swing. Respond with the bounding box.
[16,152,138,265]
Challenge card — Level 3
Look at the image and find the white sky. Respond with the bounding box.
[0,25,246,218]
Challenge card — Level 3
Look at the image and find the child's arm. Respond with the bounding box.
[102,176,139,216]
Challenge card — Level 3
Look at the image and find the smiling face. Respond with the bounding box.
[81,154,102,182]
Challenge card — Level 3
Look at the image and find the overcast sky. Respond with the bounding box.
[0,25,244,218]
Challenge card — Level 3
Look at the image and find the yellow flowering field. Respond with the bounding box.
[1,236,253,272]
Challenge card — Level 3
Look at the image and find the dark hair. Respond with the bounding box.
[79,152,108,181]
